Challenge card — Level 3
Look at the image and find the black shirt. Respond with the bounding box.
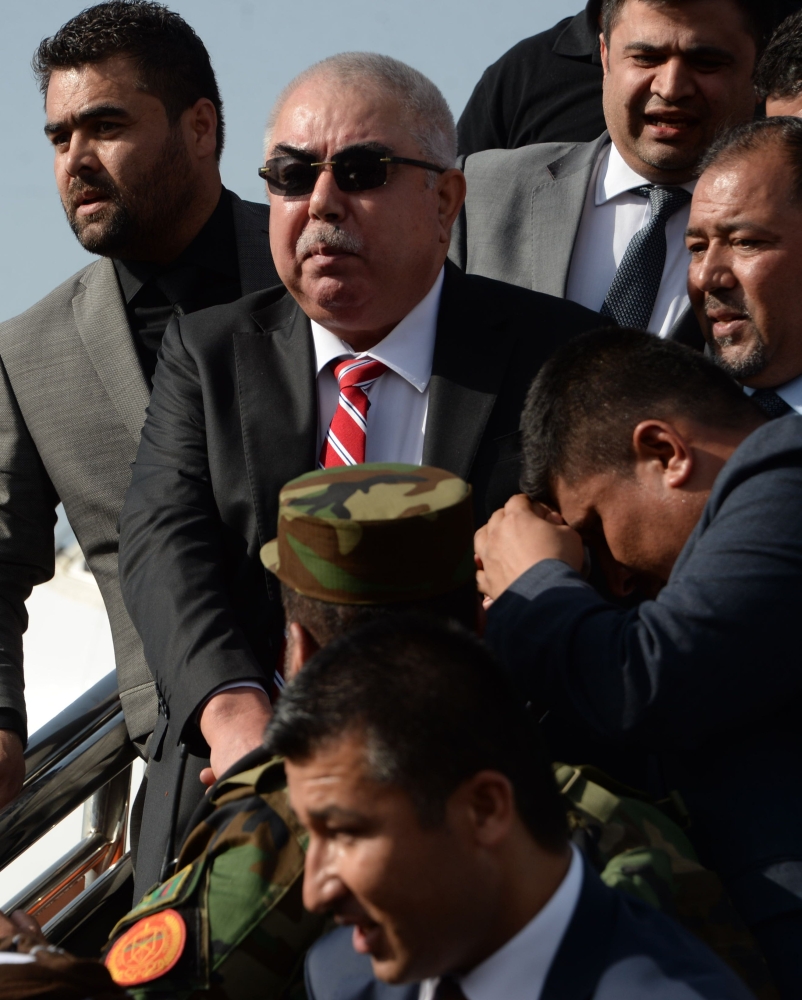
[113,187,241,385]
[457,1,606,157]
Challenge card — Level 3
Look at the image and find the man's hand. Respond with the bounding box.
[0,730,25,810]
[0,907,46,948]
[198,687,272,788]
[475,494,584,602]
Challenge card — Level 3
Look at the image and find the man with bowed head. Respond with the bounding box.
[475,329,802,996]
[118,53,604,897]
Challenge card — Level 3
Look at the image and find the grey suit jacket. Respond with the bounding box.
[0,193,277,745]
[450,133,703,347]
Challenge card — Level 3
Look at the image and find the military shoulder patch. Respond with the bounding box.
[105,908,187,986]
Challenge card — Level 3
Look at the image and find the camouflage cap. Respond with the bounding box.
[260,463,475,605]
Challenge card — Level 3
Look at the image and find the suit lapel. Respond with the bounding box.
[72,257,150,441]
[234,296,317,543]
[423,262,515,479]
[231,191,280,294]
[532,132,609,297]
[541,860,617,1000]
[667,301,706,351]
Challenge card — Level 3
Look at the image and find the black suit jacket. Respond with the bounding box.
[118,262,605,747]
[305,858,754,1000]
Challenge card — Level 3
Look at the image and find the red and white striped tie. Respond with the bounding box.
[319,357,389,468]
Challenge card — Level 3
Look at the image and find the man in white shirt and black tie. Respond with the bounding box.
[271,617,754,1000]
[687,115,802,419]
[118,52,604,899]
[451,0,766,347]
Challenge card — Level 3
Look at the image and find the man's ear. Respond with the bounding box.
[438,168,467,244]
[185,97,218,161]
[600,32,610,77]
[287,622,320,681]
[454,770,515,849]
[631,420,694,489]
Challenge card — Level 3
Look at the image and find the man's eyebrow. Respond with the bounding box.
[306,805,366,823]
[623,41,735,60]
[268,140,391,159]
[685,220,777,239]
[44,103,131,136]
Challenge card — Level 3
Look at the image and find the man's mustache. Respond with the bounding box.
[704,291,750,318]
[66,176,120,209]
[296,224,363,258]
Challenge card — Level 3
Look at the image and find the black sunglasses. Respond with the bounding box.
[258,148,446,196]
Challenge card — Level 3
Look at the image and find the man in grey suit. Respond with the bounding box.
[452,0,765,345]
[0,2,278,810]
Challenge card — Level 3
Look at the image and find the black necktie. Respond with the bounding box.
[600,185,692,330]
[434,977,468,1000]
[751,388,794,419]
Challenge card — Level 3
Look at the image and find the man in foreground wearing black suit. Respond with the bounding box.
[268,617,754,1000]
[475,329,802,996]
[118,52,604,897]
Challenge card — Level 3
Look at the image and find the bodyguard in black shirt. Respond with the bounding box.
[457,0,605,157]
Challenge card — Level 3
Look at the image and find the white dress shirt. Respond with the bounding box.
[565,141,696,337]
[744,375,802,415]
[311,268,444,466]
[418,844,584,1000]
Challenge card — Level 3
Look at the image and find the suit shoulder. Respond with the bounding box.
[464,273,605,329]
[463,139,586,178]
[173,284,293,342]
[601,890,754,998]
[0,262,96,344]
[306,927,416,1000]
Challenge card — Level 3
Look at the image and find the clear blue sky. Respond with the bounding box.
[0,0,578,322]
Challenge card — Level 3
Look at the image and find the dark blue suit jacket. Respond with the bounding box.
[486,416,802,929]
[305,859,754,999]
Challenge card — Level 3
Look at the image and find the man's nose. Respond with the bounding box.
[690,245,736,294]
[651,56,696,104]
[61,133,101,179]
[302,843,347,914]
[308,165,348,224]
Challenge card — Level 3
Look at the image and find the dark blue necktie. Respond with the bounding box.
[751,388,793,419]
[600,185,692,331]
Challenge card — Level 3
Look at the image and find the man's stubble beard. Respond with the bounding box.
[710,330,768,380]
[65,126,196,259]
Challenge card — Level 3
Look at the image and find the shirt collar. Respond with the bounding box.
[113,187,238,303]
[310,267,444,393]
[420,845,584,1000]
[595,141,697,206]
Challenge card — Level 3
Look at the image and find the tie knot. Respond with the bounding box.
[635,184,692,221]
[333,356,389,389]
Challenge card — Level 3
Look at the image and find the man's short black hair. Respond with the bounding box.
[520,328,763,506]
[698,116,802,206]
[266,616,568,853]
[33,0,224,159]
[755,9,802,99]
[280,580,478,648]
[600,0,774,56]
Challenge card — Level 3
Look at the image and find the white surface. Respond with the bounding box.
[0,513,120,909]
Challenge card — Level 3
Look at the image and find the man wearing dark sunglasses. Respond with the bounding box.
[118,51,607,898]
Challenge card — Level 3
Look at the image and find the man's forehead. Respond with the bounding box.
[286,733,379,807]
[270,77,409,154]
[691,152,796,227]
[45,54,150,114]
[610,0,753,47]
[553,471,618,525]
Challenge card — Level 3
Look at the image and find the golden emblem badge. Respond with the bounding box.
[105,907,187,986]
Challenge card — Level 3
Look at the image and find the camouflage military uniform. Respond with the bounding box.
[105,754,322,1000]
[259,462,475,603]
[102,464,477,999]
